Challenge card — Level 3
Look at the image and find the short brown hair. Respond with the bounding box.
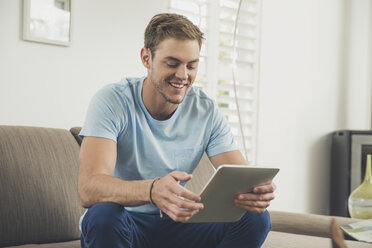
[144,13,204,58]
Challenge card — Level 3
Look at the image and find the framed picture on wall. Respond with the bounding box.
[23,0,72,46]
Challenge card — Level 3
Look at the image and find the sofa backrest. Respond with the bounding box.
[0,126,84,247]
[185,153,215,194]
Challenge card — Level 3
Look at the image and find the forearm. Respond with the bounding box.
[78,174,153,208]
[210,150,247,169]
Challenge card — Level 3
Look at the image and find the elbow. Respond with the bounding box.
[79,197,91,209]
[79,200,90,209]
[78,183,93,208]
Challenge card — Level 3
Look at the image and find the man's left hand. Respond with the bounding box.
[234,181,276,214]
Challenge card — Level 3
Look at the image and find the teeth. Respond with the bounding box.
[170,82,185,88]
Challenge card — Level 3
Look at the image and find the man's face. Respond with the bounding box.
[147,38,200,105]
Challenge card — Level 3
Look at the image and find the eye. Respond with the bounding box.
[167,63,178,68]
[187,64,197,70]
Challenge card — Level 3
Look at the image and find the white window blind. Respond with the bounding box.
[168,0,262,164]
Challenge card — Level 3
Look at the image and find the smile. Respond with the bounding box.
[169,82,187,89]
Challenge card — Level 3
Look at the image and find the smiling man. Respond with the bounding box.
[78,13,276,248]
[141,38,199,119]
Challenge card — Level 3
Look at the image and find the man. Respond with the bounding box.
[78,13,276,248]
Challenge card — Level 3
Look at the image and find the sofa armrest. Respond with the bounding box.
[269,210,361,240]
[70,127,82,146]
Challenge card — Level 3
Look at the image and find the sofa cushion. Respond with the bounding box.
[3,240,81,248]
[262,231,371,248]
[0,126,84,247]
[270,210,363,240]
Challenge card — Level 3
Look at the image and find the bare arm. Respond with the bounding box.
[78,136,152,208]
[209,150,247,169]
[209,150,276,213]
[78,136,203,222]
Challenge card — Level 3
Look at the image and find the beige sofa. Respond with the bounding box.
[0,125,370,247]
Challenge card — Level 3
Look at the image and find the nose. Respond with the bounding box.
[175,65,188,81]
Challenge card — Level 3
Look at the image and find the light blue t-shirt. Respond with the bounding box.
[80,76,237,213]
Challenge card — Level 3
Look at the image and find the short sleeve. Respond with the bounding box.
[80,86,127,142]
[206,104,237,157]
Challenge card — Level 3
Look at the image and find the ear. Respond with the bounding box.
[140,48,151,69]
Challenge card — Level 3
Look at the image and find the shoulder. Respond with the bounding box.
[184,87,229,127]
[94,77,142,105]
[185,86,215,108]
[183,87,219,118]
[98,77,139,96]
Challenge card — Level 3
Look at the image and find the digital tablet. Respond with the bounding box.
[185,165,279,223]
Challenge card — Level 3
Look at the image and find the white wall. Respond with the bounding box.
[258,0,372,214]
[1,0,371,215]
[0,0,167,129]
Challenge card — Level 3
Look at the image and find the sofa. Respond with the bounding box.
[0,125,370,248]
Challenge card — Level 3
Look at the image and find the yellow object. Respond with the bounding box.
[348,154,372,219]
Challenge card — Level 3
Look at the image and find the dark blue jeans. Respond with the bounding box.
[81,202,271,248]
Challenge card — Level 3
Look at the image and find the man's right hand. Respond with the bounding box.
[151,171,204,222]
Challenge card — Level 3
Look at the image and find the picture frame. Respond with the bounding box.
[23,0,72,46]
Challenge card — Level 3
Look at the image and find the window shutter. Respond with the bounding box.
[169,0,262,164]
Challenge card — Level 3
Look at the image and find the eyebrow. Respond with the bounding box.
[164,56,199,64]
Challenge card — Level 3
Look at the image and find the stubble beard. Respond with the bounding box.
[151,75,187,105]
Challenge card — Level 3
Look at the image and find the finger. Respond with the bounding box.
[164,205,200,222]
[152,173,193,202]
[168,203,199,217]
[170,194,204,211]
[167,212,196,222]
[169,183,202,203]
[234,199,271,209]
[234,197,271,211]
[235,204,268,214]
[176,187,202,203]
[236,192,275,202]
[170,171,193,182]
[154,184,202,211]
[252,182,276,194]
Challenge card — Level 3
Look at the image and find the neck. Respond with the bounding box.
[150,109,176,120]
[142,78,178,120]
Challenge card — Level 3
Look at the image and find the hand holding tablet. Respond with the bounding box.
[185,165,279,223]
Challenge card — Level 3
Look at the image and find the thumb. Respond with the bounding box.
[171,171,192,182]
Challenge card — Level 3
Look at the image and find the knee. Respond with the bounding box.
[221,211,271,247]
[253,210,271,234]
[238,210,271,237]
[81,202,134,247]
[82,202,126,235]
